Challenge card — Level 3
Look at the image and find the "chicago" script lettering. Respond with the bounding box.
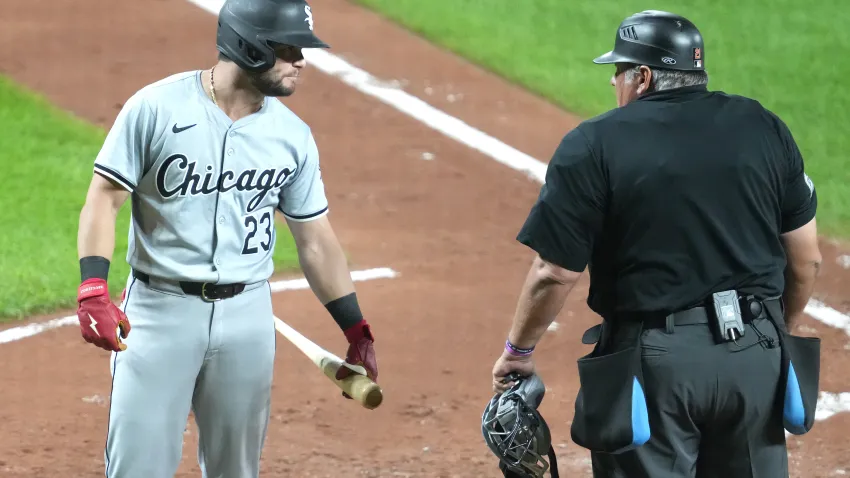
[155,154,294,212]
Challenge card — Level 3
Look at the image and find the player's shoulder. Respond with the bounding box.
[126,70,202,110]
[265,97,311,132]
[264,98,316,153]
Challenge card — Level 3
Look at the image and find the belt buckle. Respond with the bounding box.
[200,283,221,303]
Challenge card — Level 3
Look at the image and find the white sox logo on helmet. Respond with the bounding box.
[305,5,314,31]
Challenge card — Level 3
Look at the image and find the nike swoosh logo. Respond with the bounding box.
[172,123,197,133]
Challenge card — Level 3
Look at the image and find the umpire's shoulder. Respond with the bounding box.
[560,108,621,152]
[712,90,795,137]
[575,106,626,138]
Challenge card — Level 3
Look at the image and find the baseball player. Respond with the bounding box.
[73,1,378,476]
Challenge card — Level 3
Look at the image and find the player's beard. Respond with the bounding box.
[247,69,296,98]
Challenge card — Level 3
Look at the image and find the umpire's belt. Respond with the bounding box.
[586,296,781,344]
[132,270,261,302]
[622,296,778,330]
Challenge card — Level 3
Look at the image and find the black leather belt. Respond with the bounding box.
[584,297,782,345]
[637,296,776,330]
[132,270,246,302]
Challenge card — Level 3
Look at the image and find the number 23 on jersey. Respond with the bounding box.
[242,210,274,255]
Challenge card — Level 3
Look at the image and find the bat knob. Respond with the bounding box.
[363,386,384,410]
[346,374,384,409]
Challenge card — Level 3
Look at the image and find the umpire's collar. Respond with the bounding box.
[637,85,709,102]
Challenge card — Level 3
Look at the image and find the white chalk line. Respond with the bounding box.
[269,266,397,292]
[804,300,850,336]
[186,0,549,184]
[0,267,398,345]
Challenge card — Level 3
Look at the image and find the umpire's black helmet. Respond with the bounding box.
[593,10,705,71]
[216,0,330,72]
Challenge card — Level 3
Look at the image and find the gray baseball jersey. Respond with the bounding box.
[94,70,328,284]
[96,70,328,477]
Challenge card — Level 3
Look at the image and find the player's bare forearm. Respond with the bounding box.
[507,255,581,349]
[287,215,355,305]
[78,174,131,260]
[299,238,355,305]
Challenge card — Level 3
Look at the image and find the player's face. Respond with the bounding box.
[247,44,307,97]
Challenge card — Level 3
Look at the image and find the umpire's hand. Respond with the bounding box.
[492,350,535,394]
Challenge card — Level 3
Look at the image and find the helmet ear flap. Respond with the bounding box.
[216,17,276,72]
[245,42,267,64]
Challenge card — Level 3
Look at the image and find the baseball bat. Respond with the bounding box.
[273,316,383,410]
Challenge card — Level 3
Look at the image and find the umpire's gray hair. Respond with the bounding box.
[624,65,709,92]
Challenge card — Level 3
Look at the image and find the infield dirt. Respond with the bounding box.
[1,0,849,476]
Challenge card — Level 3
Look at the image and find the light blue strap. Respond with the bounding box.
[783,362,808,435]
[631,376,651,446]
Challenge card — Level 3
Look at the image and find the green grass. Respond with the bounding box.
[0,75,300,321]
[356,0,850,238]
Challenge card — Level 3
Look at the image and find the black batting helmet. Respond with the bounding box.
[593,10,705,71]
[216,0,330,72]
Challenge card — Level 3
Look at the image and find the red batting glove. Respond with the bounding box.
[76,279,131,352]
[335,320,378,399]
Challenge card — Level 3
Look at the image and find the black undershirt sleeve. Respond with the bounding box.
[515,126,608,273]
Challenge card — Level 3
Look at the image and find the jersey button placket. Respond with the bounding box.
[212,130,234,274]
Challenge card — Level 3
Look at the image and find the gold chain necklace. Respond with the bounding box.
[210,66,218,106]
[210,65,261,113]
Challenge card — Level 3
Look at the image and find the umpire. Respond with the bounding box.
[491,10,823,478]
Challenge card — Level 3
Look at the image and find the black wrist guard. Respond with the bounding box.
[80,256,110,282]
[324,292,364,331]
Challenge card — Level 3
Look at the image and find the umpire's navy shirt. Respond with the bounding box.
[516,85,818,318]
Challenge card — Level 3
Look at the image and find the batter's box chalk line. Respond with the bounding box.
[0,267,399,344]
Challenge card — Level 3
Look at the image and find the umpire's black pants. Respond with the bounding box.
[590,316,789,478]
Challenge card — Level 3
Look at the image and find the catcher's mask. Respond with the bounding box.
[482,373,559,478]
